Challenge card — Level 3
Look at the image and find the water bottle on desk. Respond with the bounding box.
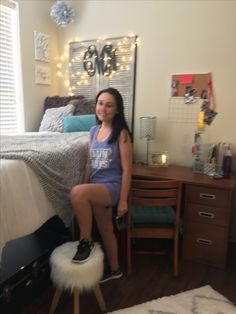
[223,146,232,178]
[192,132,204,173]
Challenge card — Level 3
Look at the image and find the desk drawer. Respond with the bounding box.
[185,203,228,227]
[183,221,227,268]
[186,185,230,208]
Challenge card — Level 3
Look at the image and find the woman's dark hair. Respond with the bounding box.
[95,87,133,143]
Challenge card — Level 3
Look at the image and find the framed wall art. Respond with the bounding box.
[35,65,51,85]
[34,31,49,62]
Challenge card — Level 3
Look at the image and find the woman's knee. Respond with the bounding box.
[70,185,84,203]
[71,184,112,209]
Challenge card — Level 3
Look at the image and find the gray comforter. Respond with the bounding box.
[0,132,89,225]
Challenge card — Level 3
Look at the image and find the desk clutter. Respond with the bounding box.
[192,133,232,178]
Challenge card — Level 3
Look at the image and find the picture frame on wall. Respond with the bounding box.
[34,31,49,62]
[35,65,51,85]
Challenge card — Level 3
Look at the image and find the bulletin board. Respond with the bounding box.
[168,97,202,123]
[168,73,208,123]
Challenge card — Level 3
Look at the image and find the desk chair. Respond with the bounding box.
[127,178,181,276]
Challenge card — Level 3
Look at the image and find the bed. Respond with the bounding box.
[0,95,96,262]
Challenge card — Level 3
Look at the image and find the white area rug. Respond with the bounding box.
[107,285,236,314]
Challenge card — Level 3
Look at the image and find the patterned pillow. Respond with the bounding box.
[39,104,75,132]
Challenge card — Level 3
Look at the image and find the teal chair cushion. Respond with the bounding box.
[131,205,176,224]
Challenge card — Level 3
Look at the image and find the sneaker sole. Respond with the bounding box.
[100,272,123,283]
[72,243,96,264]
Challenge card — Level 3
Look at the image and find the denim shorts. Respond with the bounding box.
[104,182,121,207]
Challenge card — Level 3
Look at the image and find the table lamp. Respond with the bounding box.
[140,116,156,164]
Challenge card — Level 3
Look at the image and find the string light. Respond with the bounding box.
[57,35,139,93]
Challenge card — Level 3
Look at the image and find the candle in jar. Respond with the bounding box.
[161,154,167,164]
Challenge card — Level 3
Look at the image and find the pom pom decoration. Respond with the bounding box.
[50,1,75,27]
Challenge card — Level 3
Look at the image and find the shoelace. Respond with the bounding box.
[77,239,91,252]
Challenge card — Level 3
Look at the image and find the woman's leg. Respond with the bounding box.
[92,205,119,271]
[70,183,111,240]
[70,183,119,269]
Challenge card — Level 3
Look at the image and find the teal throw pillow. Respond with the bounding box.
[64,114,96,132]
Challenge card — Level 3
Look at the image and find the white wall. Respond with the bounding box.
[17,0,59,131]
[17,0,236,239]
[58,0,236,169]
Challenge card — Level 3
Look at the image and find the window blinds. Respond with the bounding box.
[0,0,20,134]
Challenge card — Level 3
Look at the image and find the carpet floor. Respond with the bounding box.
[107,285,236,314]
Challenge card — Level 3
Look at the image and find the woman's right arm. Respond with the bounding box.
[83,133,92,183]
[83,148,91,183]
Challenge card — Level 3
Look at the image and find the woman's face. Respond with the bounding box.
[96,92,118,123]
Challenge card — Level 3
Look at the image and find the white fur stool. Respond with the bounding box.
[49,241,106,314]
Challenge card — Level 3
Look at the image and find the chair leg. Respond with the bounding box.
[94,284,106,312]
[173,231,179,277]
[49,287,63,314]
[73,288,80,314]
[127,226,131,275]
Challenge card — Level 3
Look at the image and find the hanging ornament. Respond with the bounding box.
[50,1,75,27]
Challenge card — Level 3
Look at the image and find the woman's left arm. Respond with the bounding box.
[117,129,133,216]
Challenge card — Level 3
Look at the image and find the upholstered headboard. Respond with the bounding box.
[44,95,96,115]
[40,95,96,132]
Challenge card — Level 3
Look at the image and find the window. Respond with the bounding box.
[0,0,23,134]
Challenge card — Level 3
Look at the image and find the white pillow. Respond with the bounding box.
[39,104,75,132]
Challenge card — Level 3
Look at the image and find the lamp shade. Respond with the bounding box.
[140,116,156,140]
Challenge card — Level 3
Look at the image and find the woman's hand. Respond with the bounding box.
[117,199,128,216]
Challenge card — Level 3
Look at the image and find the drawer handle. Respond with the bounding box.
[197,238,212,246]
[200,193,216,200]
[198,211,215,219]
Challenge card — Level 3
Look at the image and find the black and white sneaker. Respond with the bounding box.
[100,267,123,283]
[72,239,95,263]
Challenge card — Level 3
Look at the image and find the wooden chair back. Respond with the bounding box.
[127,178,181,276]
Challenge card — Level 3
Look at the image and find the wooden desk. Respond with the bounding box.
[132,163,236,268]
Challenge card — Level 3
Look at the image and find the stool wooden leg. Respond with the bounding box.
[49,287,63,314]
[94,284,106,312]
[73,288,80,314]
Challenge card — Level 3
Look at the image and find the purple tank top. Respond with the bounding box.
[89,125,122,186]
